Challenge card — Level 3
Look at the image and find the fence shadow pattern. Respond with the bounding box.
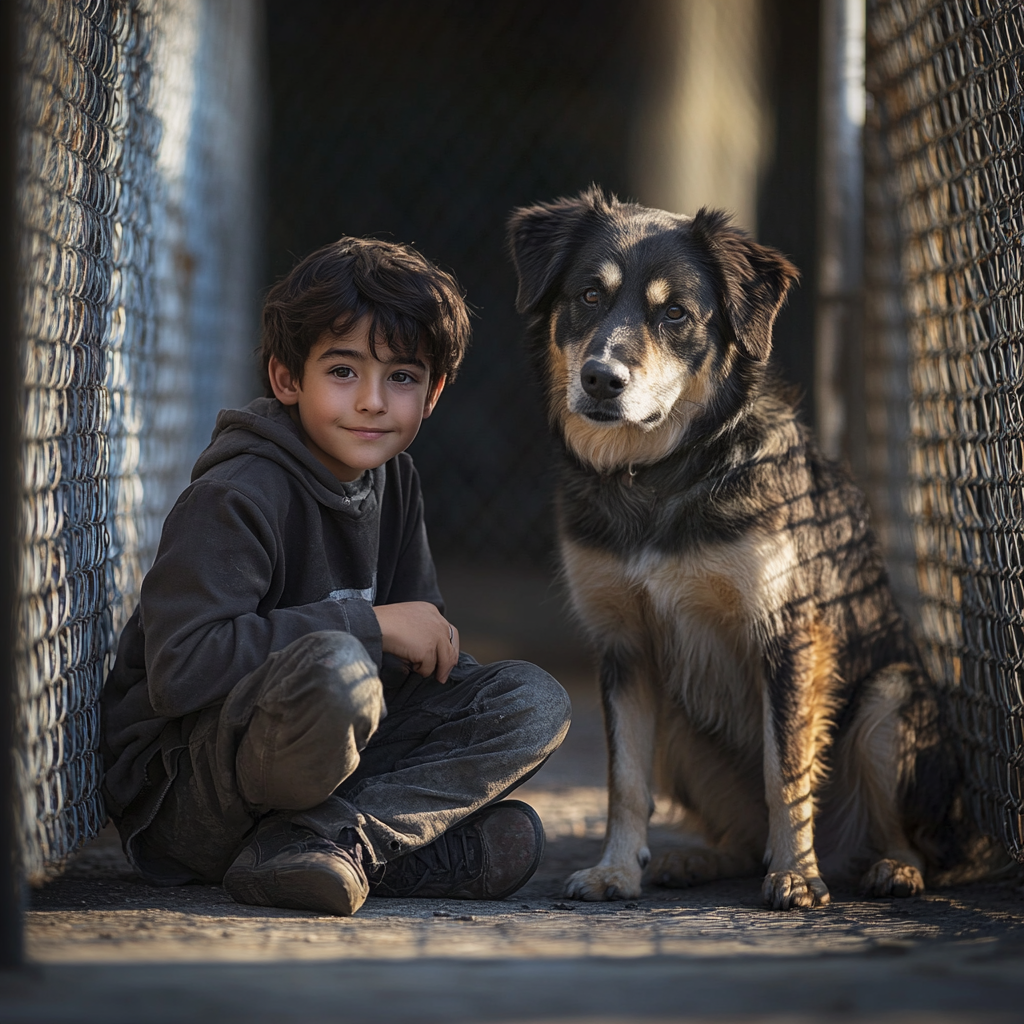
[868,0,1024,858]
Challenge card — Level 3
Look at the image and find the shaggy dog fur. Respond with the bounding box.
[507,187,997,909]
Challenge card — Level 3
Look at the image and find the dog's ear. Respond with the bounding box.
[507,186,612,314]
[689,208,799,362]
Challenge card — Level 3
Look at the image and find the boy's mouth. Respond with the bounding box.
[346,427,390,439]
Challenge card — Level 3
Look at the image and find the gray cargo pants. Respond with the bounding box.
[127,631,571,885]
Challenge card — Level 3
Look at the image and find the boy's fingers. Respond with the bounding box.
[435,643,453,682]
[436,622,459,683]
[415,649,439,681]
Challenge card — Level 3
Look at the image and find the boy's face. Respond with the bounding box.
[269,315,445,481]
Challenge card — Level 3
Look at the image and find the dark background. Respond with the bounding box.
[263,0,820,565]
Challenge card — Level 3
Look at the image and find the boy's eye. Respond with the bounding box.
[330,366,354,378]
[390,371,417,384]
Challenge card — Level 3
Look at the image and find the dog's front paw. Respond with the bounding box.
[762,870,830,910]
[860,858,924,898]
[565,865,642,901]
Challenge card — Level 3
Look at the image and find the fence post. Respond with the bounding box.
[816,0,866,474]
[0,0,24,968]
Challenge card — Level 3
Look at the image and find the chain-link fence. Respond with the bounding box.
[14,0,260,882]
[866,0,1024,858]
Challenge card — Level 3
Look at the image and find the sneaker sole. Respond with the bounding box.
[477,798,546,900]
[224,854,368,916]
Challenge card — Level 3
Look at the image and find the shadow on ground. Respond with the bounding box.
[9,563,1024,1023]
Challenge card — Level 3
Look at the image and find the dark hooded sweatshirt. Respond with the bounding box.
[101,397,443,822]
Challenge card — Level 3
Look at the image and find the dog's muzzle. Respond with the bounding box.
[581,358,629,402]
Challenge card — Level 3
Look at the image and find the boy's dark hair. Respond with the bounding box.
[260,237,471,393]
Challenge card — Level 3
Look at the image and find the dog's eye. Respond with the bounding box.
[581,288,601,306]
[665,305,686,321]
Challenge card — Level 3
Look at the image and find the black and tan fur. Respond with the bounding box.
[507,187,996,909]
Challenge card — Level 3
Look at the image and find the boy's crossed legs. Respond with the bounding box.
[127,631,571,914]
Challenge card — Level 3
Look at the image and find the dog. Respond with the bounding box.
[507,186,998,909]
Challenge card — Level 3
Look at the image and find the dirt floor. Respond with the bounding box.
[4,564,1024,1022]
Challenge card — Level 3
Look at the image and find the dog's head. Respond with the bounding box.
[507,186,798,472]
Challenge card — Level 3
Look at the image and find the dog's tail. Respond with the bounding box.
[902,676,1015,884]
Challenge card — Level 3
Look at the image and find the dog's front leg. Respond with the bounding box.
[566,648,655,901]
[761,624,835,910]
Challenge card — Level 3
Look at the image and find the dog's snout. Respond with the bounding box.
[581,359,629,401]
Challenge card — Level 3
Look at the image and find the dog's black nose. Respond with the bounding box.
[581,359,629,400]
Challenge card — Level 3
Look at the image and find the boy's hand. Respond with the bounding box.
[373,602,460,683]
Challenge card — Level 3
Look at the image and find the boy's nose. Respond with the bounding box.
[356,379,387,412]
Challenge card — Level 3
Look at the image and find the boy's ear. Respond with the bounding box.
[688,208,799,362]
[507,185,613,314]
[268,355,302,405]
[422,375,446,419]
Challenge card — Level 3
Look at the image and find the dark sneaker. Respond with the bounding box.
[371,799,544,901]
[223,816,369,916]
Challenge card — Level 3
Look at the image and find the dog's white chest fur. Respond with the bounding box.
[562,532,798,748]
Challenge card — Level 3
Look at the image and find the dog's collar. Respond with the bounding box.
[600,464,637,488]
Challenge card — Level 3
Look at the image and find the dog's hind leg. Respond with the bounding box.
[761,619,839,910]
[565,648,655,901]
[649,715,765,887]
[839,666,926,898]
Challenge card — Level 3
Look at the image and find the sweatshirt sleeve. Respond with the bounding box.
[140,480,382,718]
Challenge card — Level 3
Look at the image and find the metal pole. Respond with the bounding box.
[816,0,866,473]
[0,0,24,967]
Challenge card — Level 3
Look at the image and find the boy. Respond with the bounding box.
[101,237,571,916]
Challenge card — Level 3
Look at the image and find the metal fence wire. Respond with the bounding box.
[866,0,1024,858]
[14,0,259,882]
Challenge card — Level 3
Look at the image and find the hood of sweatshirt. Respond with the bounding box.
[192,397,384,516]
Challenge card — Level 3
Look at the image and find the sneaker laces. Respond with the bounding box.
[378,825,482,896]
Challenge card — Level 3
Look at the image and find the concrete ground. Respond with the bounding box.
[4,564,1024,1022]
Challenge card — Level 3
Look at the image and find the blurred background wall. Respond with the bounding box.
[263,0,821,566]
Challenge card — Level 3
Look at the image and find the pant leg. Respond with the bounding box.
[335,654,571,865]
[129,630,383,884]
